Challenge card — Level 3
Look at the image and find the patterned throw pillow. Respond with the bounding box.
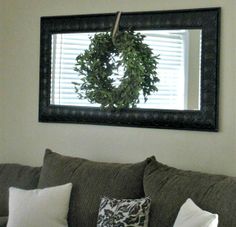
[97,197,151,227]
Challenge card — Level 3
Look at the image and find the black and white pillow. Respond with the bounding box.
[97,197,151,227]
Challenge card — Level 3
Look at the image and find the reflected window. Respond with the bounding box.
[50,30,201,110]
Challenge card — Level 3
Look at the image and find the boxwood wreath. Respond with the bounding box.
[73,20,160,110]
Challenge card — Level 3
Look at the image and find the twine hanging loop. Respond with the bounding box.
[112,11,122,44]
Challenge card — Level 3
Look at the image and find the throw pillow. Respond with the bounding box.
[7,183,72,227]
[97,197,151,227]
[173,198,218,227]
[143,157,236,227]
[38,149,151,227]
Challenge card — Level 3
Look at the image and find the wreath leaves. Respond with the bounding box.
[73,30,160,110]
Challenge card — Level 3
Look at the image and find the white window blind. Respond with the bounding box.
[50,30,187,109]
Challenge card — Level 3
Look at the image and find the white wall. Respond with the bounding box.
[0,0,236,176]
[0,0,5,153]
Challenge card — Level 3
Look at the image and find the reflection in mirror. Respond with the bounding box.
[50,29,202,110]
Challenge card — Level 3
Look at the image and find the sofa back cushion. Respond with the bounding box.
[0,216,8,227]
[144,157,236,227]
[0,164,41,216]
[38,149,150,227]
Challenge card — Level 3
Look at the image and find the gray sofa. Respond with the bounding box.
[0,149,236,227]
[0,164,41,227]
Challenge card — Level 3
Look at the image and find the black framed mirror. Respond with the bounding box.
[39,7,220,131]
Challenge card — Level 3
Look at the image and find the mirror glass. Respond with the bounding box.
[50,29,202,110]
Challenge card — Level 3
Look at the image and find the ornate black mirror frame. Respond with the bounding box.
[39,7,220,131]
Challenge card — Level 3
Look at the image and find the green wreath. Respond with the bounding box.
[73,30,160,110]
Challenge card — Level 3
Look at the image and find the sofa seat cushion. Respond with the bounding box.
[144,157,236,227]
[38,149,150,227]
[0,216,8,227]
[0,164,41,216]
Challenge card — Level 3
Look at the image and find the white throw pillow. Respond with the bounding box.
[7,183,72,227]
[173,198,218,227]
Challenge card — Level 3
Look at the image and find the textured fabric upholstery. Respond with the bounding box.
[0,216,8,227]
[144,157,236,227]
[38,149,150,227]
[0,164,41,216]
